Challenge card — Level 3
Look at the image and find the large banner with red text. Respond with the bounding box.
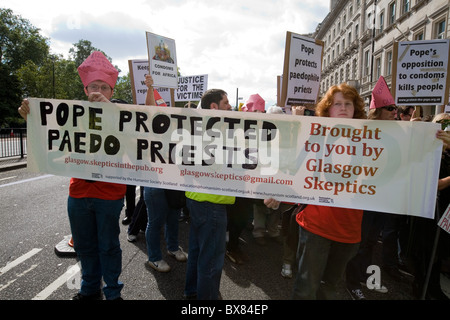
[26,98,443,218]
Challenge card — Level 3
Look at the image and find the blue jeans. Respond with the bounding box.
[184,199,227,300]
[292,227,359,300]
[143,187,180,262]
[67,196,124,300]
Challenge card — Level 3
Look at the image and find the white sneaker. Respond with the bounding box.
[127,234,137,242]
[147,260,171,272]
[281,263,292,278]
[168,247,188,262]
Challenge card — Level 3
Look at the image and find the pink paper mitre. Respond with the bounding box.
[370,76,395,109]
[77,51,119,89]
[243,94,265,112]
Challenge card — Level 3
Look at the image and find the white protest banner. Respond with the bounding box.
[26,98,442,219]
[392,39,450,106]
[281,32,323,107]
[128,59,173,106]
[175,75,208,102]
[146,32,178,89]
[438,204,450,234]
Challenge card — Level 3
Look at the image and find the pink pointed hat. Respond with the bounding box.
[370,76,395,109]
[77,51,119,89]
[242,94,265,112]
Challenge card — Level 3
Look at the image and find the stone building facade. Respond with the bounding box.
[314,0,449,116]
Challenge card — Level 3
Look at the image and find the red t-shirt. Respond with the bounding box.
[296,205,362,243]
[69,178,126,200]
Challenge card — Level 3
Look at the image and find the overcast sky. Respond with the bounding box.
[3,0,330,108]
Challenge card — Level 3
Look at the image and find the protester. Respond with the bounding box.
[18,51,126,300]
[226,197,253,265]
[142,74,187,273]
[184,89,235,300]
[346,76,403,299]
[225,95,264,264]
[293,83,367,299]
[126,186,147,242]
[243,95,283,246]
[278,104,310,279]
[396,106,415,121]
[409,113,450,300]
[265,83,366,299]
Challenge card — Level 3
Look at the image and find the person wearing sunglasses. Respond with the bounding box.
[346,76,405,299]
[397,106,415,121]
[367,77,398,121]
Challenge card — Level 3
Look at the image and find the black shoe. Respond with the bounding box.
[122,216,132,225]
[383,266,404,281]
[72,291,103,300]
[226,250,244,265]
[183,293,197,300]
[179,210,189,222]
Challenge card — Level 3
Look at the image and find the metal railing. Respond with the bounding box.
[0,128,27,159]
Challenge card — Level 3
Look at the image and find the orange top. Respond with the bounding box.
[296,205,362,243]
[69,178,126,200]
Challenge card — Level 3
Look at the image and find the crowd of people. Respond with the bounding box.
[18,52,450,301]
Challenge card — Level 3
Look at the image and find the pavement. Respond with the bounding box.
[1,156,449,302]
[0,156,27,172]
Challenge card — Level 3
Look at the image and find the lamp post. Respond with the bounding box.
[51,55,55,98]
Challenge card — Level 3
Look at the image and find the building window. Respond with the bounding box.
[364,50,370,77]
[389,2,396,25]
[386,51,393,76]
[379,12,384,33]
[402,0,410,15]
[355,24,359,37]
[375,57,381,79]
[436,19,446,39]
[414,32,424,40]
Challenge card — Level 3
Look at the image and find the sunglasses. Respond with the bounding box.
[382,106,398,112]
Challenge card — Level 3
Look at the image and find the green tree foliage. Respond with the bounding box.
[1,8,132,126]
[0,8,50,126]
[113,73,132,103]
[0,64,22,126]
[0,8,49,70]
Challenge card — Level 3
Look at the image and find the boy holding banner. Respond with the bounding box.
[18,51,126,300]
